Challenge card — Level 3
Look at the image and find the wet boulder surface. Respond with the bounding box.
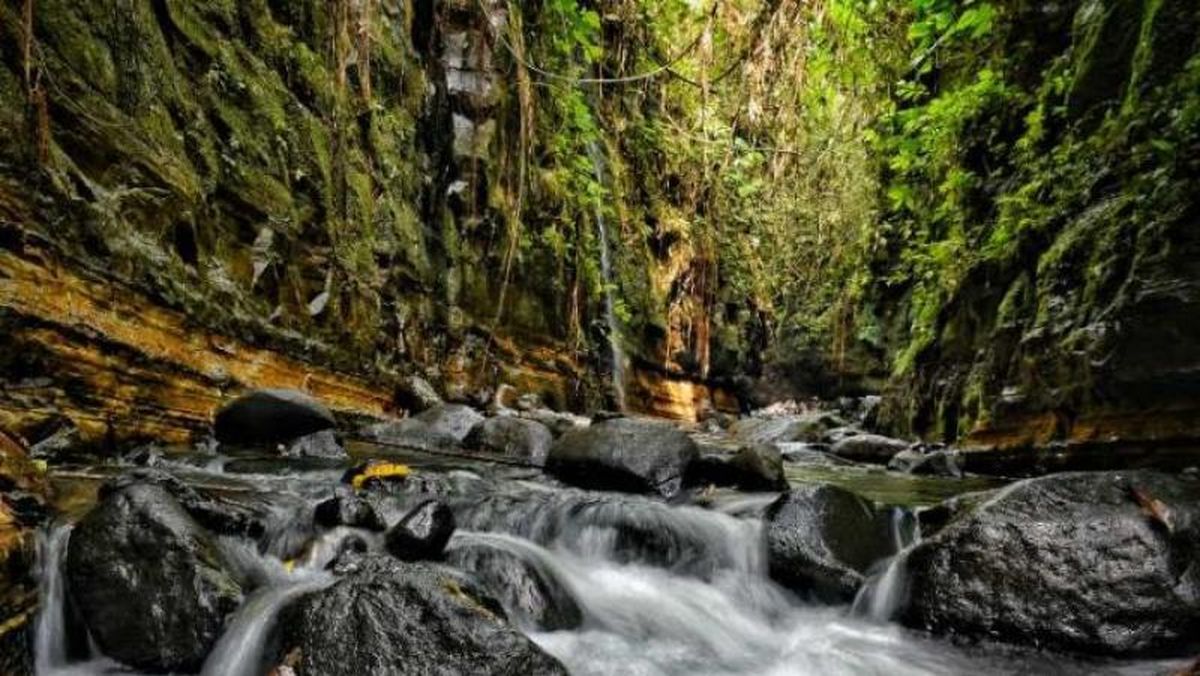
[277,555,568,675]
[829,433,912,463]
[466,416,554,466]
[385,499,457,561]
[687,443,788,491]
[214,389,336,446]
[900,471,1200,656]
[446,539,583,630]
[358,418,461,453]
[65,483,243,672]
[545,418,699,498]
[415,404,487,442]
[765,483,896,602]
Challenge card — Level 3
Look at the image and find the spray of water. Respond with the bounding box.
[585,140,627,411]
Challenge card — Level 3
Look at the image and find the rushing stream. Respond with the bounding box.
[31,446,1178,676]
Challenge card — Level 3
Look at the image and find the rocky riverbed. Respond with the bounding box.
[4,389,1198,675]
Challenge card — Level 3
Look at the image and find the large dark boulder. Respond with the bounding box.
[900,471,1200,656]
[765,484,896,602]
[66,484,243,672]
[887,447,963,477]
[686,443,788,491]
[545,418,699,498]
[214,389,335,446]
[447,540,582,630]
[465,416,554,466]
[415,404,485,442]
[830,433,911,463]
[102,468,268,537]
[278,555,567,675]
[385,500,456,561]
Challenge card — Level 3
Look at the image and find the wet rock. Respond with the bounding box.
[102,468,268,537]
[283,429,346,459]
[765,484,895,602]
[395,375,443,413]
[777,442,843,465]
[887,447,963,477]
[358,418,460,453]
[900,471,1200,656]
[278,555,567,675]
[545,418,699,498]
[520,409,591,437]
[447,541,582,630]
[465,417,553,466]
[385,499,456,561]
[830,433,911,463]
[686,444,787,491]
[314,488,386,531]
[730,413,846,445]
[66,483,243,672]
[214,389,335,446]
[415,403,486,442]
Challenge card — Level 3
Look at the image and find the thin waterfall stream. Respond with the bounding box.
[585,139,627,412]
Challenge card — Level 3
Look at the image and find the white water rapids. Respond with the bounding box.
[30,459,1174,676]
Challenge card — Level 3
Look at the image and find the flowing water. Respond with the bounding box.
[585,139,627,411]
[31,447,1176,675]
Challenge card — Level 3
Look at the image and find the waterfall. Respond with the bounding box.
[585,139,627,411]
[851,507,920,622]
[33,525,72,674]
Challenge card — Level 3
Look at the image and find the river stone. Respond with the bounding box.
[314,488,386,531]
[278,555,567,675]
[465,416,554,466]
[66,483,243,672]
[730,413,844,444]
[447,541,583,630]
[214,389,335,445]
[386,499,456,561]
[765,484,895,602]
[520,408,591,437]
[830,433,911,463]
[102,468,268,537]
[545,418,699,498]
[900,471,1200,656]
[283,429,346,459]
[358,418,460,453]
[887,447,963,477]
[415,403,486,442]
[686,443,787,491]
[395,375,443,413]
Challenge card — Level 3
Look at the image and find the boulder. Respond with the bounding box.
[765,484,896,602]
[395,375,443,413]
[66,484,243,672]
[900,471,1200,656]
[385,499,456,561]
[278,555,567,675]
[283,429,346,459]
[830,433,911,463]
[887,447,963,477]
[730,413,844,444]
[545,418,699,498]
[686,443,787,491]
[446,540,582,630]
[214,389,335,446]
[314,488,386,531]
[465,417,553,466]
[415,404,485,442]
[519,409,591,437]
[101,468,268,537]
[358,418,460,453]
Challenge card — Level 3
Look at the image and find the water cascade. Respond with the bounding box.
[852,507,921,621]
[585,139,627,411]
